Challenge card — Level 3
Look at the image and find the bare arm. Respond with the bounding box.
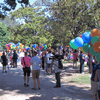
[94,70,98,82]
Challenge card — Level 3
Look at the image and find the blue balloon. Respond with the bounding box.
[74,37,84,47]
[43,44,45,46]
[60,46,62,50]
[82,31,91,43]
[32,44,37,48]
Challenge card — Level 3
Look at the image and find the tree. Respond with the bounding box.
[0,22,10,48]
[8,7,53,46]
[47,0,100,45]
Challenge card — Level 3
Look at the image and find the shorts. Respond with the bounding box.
[23,67,30,77]
[32,70,40,79]
[91,80,98,95]
[47,64,52,68]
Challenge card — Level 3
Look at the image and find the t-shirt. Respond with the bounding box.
[91,63,100,81]
[21,56,31,68]
[30,56,42,70]
[46,53,53,64]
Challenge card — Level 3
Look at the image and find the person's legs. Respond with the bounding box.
[23,68,26,85]
[2,65,5,72]
[82,64,84,73]
[91,81,98,100]
[73,60,74,68]
[24,76,26,84]
[27,76,29,85]
[56,72,61,87]
[32,70,36,89]
[4,66,7,72]
[36,70,40,88]
[94,94,98,100]
[80,63,82,73]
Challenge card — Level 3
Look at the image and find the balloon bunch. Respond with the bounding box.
[70,29,100,62]
[6,42,16,50]
[6,42,24,52]
[32,44,47,50]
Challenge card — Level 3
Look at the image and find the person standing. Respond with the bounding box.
[73,49,78,68]
[30,51,42,90]
[94,65,100,100]
[21,52,31,86]
[79,51,85,73]
[91,57,100,100]
[1,52,7,73]
[46,50,53,74]
[12,50,18,68]
[52,55,61,88]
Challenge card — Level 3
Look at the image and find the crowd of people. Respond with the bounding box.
[1,47,100,100]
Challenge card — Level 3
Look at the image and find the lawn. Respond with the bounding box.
[68,75,90,84]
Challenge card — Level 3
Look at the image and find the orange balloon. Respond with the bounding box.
[49,47,51,49]
[93,42,100,52]
[91,29,100,37]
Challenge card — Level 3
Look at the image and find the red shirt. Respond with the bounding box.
[21,56,31,68]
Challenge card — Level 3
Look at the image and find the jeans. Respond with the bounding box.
[55,72,61,87]
[80,63,84,73]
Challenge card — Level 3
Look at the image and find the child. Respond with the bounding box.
[52,55,61,88]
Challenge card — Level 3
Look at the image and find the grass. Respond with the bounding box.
[68,75,90,84]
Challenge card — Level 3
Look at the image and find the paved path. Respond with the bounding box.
[0,62,93,100]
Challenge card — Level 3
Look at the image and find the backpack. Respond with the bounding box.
[58,60,63,69]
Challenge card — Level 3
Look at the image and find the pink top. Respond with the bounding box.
[73,53,78,60]
[21,56,31,68]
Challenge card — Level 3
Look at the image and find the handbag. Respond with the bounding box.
[23,57,31,73]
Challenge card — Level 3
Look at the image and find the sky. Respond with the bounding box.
[0,0,37,11]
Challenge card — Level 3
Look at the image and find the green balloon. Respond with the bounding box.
[96,53,100,57]
[86,31,91,34]
[83,43,91,53]
[91,36,99,45]
[69,39,79,49]
[89,47,97,56]
[96,55,100,62]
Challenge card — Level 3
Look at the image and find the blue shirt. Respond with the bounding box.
[91,63,100,81]
[30,56,42,70]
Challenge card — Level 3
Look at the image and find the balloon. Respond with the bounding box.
[80,35,82,38]
[82,43,91,53]
[91,29,100,37]
[60,46,62,50]
[93,42,100,53]
[96,55,100,62]
[43,44,45,46]
[91,36,99,45]
[82,31,91,43]
[96,53,100,57]
[89,47,97,56]
[74,37,84,47]
[44,45,47,49]
[49,47,51,49]
[70,39,79,49]
[32,44,37,48]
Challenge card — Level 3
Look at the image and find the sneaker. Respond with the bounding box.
[26,84,29,87]
[24,83,26,86]
[5,71,7,73]
[38,87,41,90]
